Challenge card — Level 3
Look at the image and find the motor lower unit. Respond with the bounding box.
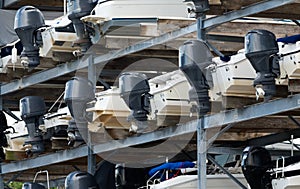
[20,96,46,154]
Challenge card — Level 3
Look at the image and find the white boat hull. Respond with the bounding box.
[149,174,249,189]
[94,0,190,20]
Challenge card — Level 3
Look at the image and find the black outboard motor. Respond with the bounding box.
[0,111,8,160]
[241,146,272,189]
[119,72,151,133]
[14,6,45,68]
[67,0,97,53]
[64,77,95,146]
[245,29,280,102]
[179,40,211,116]
[65,171,98,189]
[22,182,45,189]
[115,164,126,189]
[20,96,46,154]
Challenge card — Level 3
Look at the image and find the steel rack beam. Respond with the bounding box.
[2,94,300,174]
[202,95,300,129]
[246,128,300,146]
[1,0,297,96]
[0,145,88,174]
[203,0,298,30]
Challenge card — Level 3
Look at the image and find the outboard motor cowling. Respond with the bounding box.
[119,72,151,133]
[0,111,8,160]
[14,6,45,68]
[67,0,97,53]
[20,96,46,154]
[65,171,98,189]
[179,40,212,116]
[241,146,272,189]
[64,77,95,146]
[22,182,45,189]
[245,29,280,101]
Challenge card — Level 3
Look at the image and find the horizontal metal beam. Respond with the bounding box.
[246,128,300,146]
[1,0,295,96]
[2,0,16,7]
[94,94,300,153]
[2,94,300,174]
[203,94,300,129]
[0,146,88,174]
[203,0,298,29]
[0,58,88,96]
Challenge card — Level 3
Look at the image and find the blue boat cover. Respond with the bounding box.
[148,161,195,177]
[277,34,300,44]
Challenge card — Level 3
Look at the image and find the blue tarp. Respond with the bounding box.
[277,34,300,44]
[148,161,195,177]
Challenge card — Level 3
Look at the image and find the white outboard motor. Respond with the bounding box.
[65,171,98,189]
[245,29,280,101]
[20,96,46,154]
[119,72,151,133]
[22,183,45,189]
[67,0,97,53]
[179,40,212,116]
[64,77,95,146]
[14,6,45,69]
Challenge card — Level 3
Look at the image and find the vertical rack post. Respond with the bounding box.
[197,16,205,41]
[87,55,97,174]
[197,118,207,189]
[196,2,207,188]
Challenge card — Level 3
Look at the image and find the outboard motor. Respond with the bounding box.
[65,171,98,189]
[64,77,95,146]
[179,40,212,116]
[119,72,151,133]
[241,146,272,189]
[20,96,46,154]
[185,0,209,18]
[14,6,45,68]
[245,29,280,101]
[22,182,45,189]
[67,0,97,53]
[0,111,8,160]
[115,164,126,189]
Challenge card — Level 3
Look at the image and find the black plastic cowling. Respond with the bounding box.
[20,96,46,154]
[179,40,212,116]
[119,72,151,122]
[245,29,280,101]
[64,77,95,146]
[65,171,98,189]
[14,6,45,68]
[0,111,8,160]
[241,146,272,189]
